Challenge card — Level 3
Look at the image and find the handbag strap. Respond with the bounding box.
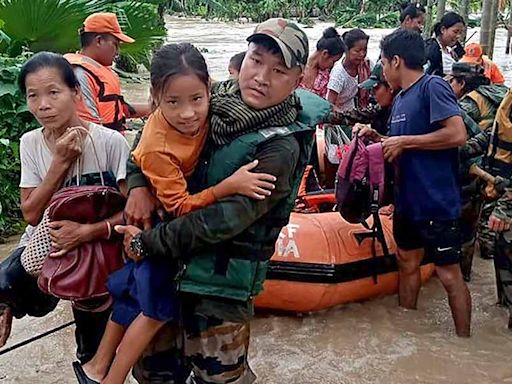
[72,125,105,187]
[367,142,384,189]
[332,126,343,144]
[326,125,351,148]
[337,126,350,145]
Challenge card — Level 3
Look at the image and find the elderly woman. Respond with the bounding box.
[0,52,129,364]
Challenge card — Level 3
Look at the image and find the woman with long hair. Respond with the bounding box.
[425,11,466,76]
[399,2,426,33]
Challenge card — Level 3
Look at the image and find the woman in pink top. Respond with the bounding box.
[299,27,345,98]
[299,27,345,187]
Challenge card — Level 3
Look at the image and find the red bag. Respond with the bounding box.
[37,186,126,311]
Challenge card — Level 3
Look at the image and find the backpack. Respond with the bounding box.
[335,135,390,281]
[335,135,385,224]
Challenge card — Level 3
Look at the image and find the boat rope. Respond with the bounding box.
[0,320,75,356]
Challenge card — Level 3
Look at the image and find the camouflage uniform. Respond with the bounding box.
[461,113,512,328]
[459,85,508,131]
[132,297,255,384]
[459,85,507,262]
[127,18,314,383]
[460,130,498,260]
[458,111,484,281]
[477,201,498,259]
[492,189,512,328]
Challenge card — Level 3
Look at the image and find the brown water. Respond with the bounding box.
[1,17,512,384]
[123,17,512,102]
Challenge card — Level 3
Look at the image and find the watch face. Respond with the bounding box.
[131,234,147,259]
[130,236,141,255]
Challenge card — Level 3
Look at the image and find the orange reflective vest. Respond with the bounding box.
[482,56,505,85]
[65,53,131,131]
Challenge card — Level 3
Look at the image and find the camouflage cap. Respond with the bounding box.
[359,63,385,90]
[247,18,309,69]
[444,62,485,81]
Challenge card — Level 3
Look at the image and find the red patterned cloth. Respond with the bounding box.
[299,69,330,98]
[357,58,372,109]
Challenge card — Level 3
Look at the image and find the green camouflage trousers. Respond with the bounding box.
[476,202,497,259]
[495,231,512,319]
[132,297,256,384]
[460,196,482,281]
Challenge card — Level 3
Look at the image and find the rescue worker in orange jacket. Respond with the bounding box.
[461,43,506,85]
[65,13,150,131]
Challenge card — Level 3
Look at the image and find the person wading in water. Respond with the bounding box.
[359,29,471,337]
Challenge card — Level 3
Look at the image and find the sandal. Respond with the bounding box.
[72,361,100,384]
[0,304,12,348]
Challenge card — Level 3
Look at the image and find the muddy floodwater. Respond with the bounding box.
[1,16,512,384]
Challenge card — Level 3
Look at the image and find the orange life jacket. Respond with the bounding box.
[65,53,130,131]
[486,88,512,178]
[482,56,505,85]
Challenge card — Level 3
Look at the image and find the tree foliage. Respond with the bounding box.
[0,0,166,69]
[0,54,38,239]
[178,0,410,27]
[0,18,10,45]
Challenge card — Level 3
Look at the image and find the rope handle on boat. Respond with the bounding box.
[0,320,75,356]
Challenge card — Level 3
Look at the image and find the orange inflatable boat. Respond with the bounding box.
[254,189,435,313]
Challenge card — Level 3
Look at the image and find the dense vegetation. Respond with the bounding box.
[0,54,39,238]
[181,0,406,26]
[0,0,167,68]
[181,0,486,27]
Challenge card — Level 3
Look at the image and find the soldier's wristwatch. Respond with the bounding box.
[129,233,147,260]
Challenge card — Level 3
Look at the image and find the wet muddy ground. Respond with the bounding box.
[0,235,511,383]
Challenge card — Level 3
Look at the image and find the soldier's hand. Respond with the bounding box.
[488,214,511,233]
[115,225,144,262]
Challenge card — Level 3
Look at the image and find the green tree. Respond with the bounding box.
[0,54,39,238]
[459,0,470,41]
[480,0,494,54]
[0,18,10,45]
[488,0,499,58]
[0,0,166,69]
[436,0,446,21]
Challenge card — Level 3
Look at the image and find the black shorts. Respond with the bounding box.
[393,213,462,266]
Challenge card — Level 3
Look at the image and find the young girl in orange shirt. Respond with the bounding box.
[74,43,275,384]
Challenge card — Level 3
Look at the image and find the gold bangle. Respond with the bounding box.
[104,220,112,239]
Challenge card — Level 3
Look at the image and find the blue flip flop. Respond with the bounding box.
[72,361,100,384]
